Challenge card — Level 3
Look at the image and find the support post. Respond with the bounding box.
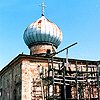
[97,62,100,100]
[75,61,78,99]
[52,55,55,100]
[63,58,66,100]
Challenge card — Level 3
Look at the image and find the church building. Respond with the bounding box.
[0,1,100,100]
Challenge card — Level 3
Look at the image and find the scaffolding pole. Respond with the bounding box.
[97,62,100,100]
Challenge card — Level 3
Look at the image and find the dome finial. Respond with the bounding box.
[41,0,46,16]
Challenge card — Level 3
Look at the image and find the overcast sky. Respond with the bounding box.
[0,0,100,70]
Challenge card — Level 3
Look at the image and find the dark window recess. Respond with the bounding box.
[46,49,51,56]
[61,85,72,99]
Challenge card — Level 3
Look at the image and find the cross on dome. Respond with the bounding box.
[41,0,46,16]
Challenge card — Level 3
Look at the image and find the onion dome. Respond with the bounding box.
[23,16,62,49]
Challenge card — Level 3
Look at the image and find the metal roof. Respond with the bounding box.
[23,16,62,48]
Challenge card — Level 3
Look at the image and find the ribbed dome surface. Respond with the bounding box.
[23,16,62,48]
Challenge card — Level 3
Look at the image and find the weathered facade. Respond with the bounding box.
[0,54,47,100]
[0,54,100,100]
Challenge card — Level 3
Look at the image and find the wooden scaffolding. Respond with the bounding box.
[32,43,100,100]
[41,57,100,100]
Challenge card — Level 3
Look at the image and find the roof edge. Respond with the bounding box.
[0,54,99,75]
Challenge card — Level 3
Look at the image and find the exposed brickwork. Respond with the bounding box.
[0,63,21,100]
[30,44,56,55]
[22,60,48,100]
